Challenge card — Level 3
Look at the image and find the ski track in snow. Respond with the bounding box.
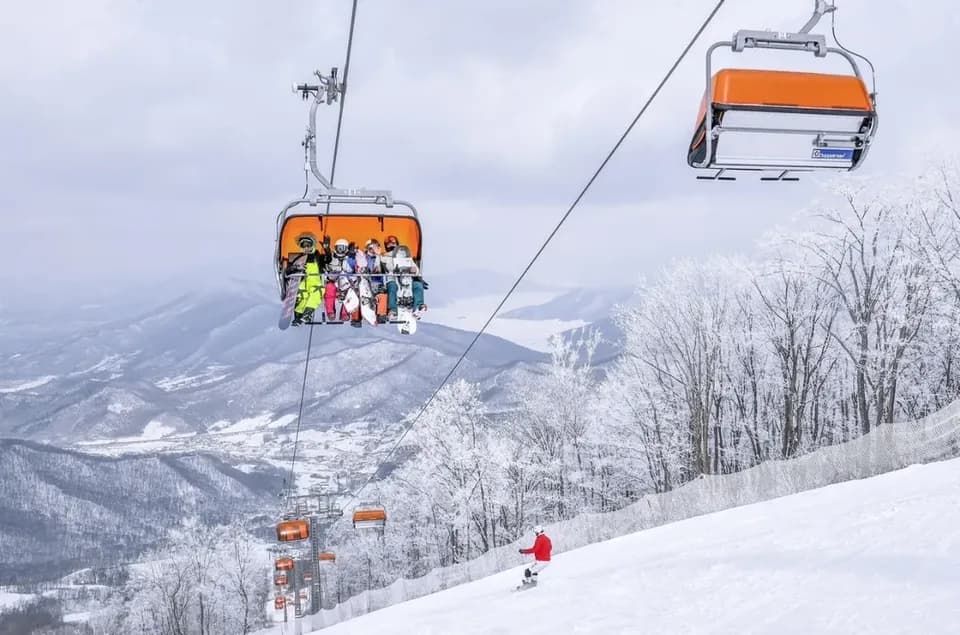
[312,458,960,635]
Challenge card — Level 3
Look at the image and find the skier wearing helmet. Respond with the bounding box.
[291,233,327,326]
[518,525,552,586]
[324,237,354,321]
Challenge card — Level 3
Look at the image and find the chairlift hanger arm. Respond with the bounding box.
[293,68,341,104]
[731,0,837,56]
[292,67,344,190]
[799,0,836,34]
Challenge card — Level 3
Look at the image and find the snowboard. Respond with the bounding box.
[338,278,376,324]
[358,280,378,326]
[397,307,417,335]
[278,253,307,330]
[394,268,421,335]
[342,287,360,314]
[514,579,538,591]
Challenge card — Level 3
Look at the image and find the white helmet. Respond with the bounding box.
[533,525,544,535]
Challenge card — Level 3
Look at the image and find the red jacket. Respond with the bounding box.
[520,534,552,561]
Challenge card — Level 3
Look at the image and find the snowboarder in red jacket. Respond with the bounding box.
[518,525,552,585]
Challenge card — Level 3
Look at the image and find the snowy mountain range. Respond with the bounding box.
[0,438,283,585]
[0,271,628,583]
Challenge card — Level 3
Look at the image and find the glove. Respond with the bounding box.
[422,280,430,290]
[518,549,523,554]
[322,235,331,248]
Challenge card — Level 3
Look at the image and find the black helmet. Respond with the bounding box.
[297,233,317,253]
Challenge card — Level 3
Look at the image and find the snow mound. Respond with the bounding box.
[313,457,960,634]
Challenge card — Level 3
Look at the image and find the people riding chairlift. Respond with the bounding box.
[381,234,428,319]
[324,237,354,323]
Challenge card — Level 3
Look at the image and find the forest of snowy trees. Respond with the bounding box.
[97,162,960,631]
[91,520,271,635]
[314,161,960,604]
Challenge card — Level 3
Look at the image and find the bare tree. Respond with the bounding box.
[804,184,931,432]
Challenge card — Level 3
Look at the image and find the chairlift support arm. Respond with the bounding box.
[293,68,344,190]
[799,0,836,34]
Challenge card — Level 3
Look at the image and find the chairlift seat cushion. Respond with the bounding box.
[708,69,873,114]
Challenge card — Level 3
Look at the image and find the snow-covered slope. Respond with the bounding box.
[314,458,960,634]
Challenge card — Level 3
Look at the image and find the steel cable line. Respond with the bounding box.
[338,0,728,516]
[286,0,361,492]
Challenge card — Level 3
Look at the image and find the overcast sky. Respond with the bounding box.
[2,0,958,304]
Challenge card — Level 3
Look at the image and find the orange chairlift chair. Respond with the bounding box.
[352,502,387,531]
[688,1,877,181]
[275,68,424,331]
[276,518,310,542]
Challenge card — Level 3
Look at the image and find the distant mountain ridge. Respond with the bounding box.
[0,438,283,584]
[499,285,634,323]
[1,286,548,444]
[0,277,625,584]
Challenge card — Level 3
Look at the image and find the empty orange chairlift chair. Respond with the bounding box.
[276,518,309,542]
[274,557,295,571]
[688,3,877,181]
[352,503,387,530]
[318,551,336,562]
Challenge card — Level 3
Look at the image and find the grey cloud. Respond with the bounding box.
[2,0,959,301]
